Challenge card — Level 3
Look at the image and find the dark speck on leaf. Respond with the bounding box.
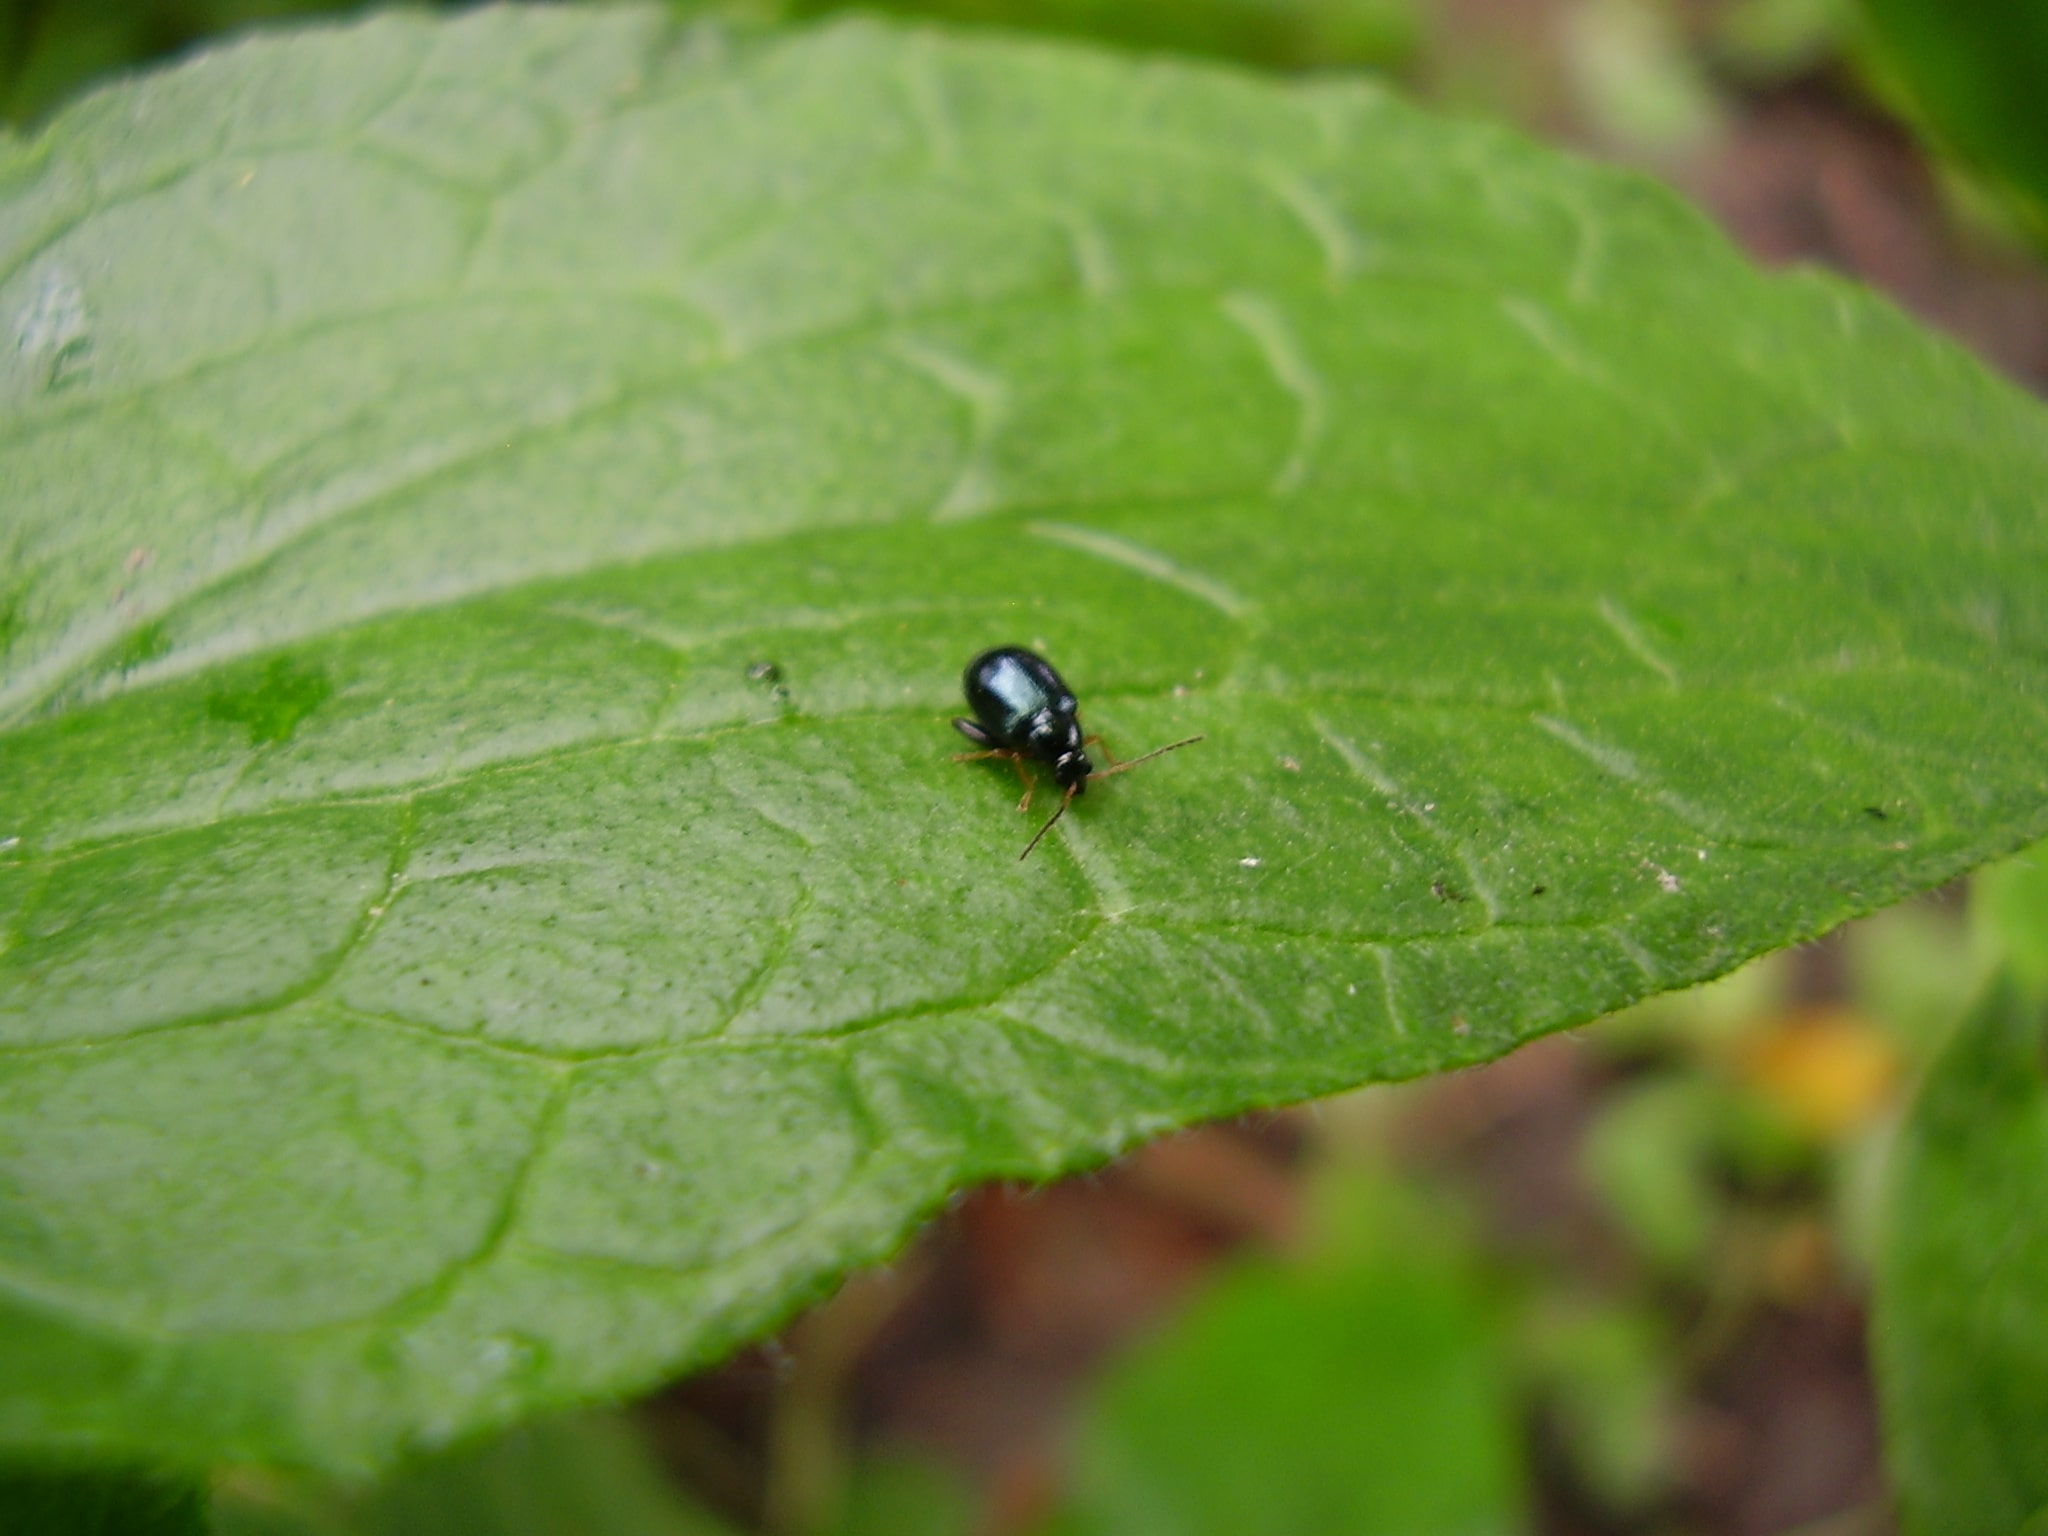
[747,659,792,707]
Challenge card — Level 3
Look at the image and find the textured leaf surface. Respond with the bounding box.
[1875,979,2048,1536]
[2,6,2046,1474]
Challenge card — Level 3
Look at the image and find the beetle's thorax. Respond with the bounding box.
[1027,708,1087,775]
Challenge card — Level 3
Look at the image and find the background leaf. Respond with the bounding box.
[212,1412,741,1536]
[778,0,1422,73]
[0,1464,208,1536]
[1045,1174,1523,1536]
[1854,0,2048,241]
[1978,839,2048,1001]
[1874,977,2048,1536]
[2,5,2046,1474]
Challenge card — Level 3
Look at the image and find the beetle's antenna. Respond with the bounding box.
[1017,736,1203,860]
[1019,784,1078,861]
[1090,734,1205,780]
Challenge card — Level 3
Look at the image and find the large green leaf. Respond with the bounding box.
[1875,978,2048,1535]
[1,5,2044,1475]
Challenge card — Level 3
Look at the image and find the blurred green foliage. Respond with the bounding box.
[1711,0,1854,82]
[1563,0,1723,157]
[1045,1172,1523,1536]
[212,1414,743,1536]
[1979,844,2048,1002]
[778,0,1419,72]
[1,0,352,123]
[210,1414,981,1536]
[0,0,1420,126]
[826,1457,975,1536]
[1876,972,2048,1535]
[1518,1297,1676,1517]
[0,1464,209,1536]
[1854,0,2048,247]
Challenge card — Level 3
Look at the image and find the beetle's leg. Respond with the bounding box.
[953,717,995,746]
[1081,733,1121,767]
[1013,759,1037,813]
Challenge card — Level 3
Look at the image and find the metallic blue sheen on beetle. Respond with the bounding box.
[951,645,1203,860]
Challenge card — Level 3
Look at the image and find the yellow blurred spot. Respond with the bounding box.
[1737,1007,1898,1139]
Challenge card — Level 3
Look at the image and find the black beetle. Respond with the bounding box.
[952,645,1203,859]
